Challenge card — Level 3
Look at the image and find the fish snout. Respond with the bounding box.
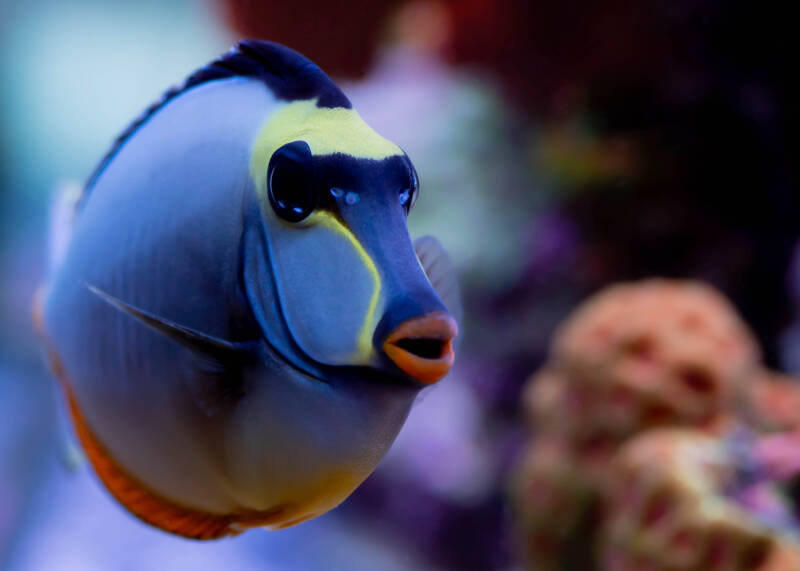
[382,312,458,384]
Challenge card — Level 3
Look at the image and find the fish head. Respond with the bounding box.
[248,103,459,386]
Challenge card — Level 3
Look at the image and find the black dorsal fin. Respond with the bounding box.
[82,40,351,198]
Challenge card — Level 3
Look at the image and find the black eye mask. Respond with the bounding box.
[267,140,317,223]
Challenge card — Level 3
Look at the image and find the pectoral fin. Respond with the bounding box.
[414,236,463,327]
[86,283,258,416]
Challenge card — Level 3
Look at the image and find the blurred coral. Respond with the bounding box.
[747,371,800,433]
[601,429,800,571]
[509,437,600,570]
[550,279,759,444]
[511,279,800,570]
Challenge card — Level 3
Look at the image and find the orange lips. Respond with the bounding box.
[383,311,458,384]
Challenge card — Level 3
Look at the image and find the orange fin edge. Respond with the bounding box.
[33,290,287,539]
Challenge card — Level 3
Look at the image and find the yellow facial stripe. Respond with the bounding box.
[248,98,396,363]
[250,99,402,198]
[308,211,381,363]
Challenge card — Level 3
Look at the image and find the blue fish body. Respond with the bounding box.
[38,41,459,538]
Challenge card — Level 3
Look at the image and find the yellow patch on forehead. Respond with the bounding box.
[250,99,402,195]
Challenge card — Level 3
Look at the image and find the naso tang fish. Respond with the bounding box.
[36,40,461,539]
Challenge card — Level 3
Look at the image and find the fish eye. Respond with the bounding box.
[267,141,317,223]
[399,188,413,210]
[400,161,420,214]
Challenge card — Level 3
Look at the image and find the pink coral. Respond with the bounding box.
[511,279,800,569]
[601,429,800,571]
[746,371,800,433]
[551,280,759,442]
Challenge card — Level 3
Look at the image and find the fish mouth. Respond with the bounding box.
[382,311,457,385]
[260,301,415,387]
[262,282,410,389]
[264,335,419,389]
[265,305,439,389]
[262,306,422,389]
[251,222,423,390]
